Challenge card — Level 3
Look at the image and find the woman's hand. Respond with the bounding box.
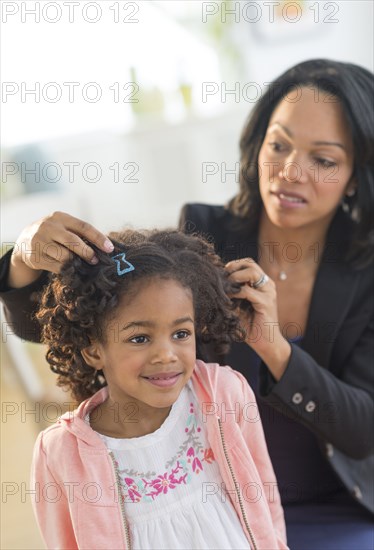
[8,211,114,288]
[226,258,291,380]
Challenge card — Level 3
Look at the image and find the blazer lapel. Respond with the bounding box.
[302,209,359,367]
[302,259,359,367]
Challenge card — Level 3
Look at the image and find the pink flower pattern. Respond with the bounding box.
[118,401,215,503]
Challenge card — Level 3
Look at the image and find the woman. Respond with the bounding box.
[1,59,373,549]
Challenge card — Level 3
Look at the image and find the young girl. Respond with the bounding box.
[31,228,287,550]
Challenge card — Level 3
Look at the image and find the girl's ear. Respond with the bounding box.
[81,343,104,371]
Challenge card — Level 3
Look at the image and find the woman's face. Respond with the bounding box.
[258,86,355,231]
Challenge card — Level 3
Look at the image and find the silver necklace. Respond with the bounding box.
[275,258,317,281]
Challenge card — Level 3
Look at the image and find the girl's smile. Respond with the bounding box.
[82,277,196,438]
[141,372,183,387]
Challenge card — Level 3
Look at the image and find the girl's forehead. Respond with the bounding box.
[117,276,194,310]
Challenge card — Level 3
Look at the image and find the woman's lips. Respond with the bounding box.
[141,373,182,388]
[271,191,307,208]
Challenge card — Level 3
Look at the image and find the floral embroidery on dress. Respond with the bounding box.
[117,401,215,503]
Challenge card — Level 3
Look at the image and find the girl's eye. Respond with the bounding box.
[129,335,149,344]
[315,158,337,169]
[173,330,191,340]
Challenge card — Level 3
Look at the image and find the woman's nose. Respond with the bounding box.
[279,153,309,184]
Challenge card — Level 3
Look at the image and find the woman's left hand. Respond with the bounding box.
[225,258,291,380]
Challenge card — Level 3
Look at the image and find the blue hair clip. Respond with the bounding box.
[111,252,135,276]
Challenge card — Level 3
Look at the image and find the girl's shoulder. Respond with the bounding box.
[31,421,77,478]
[193,360,256,403]
[34,408,101,456]
[34,417,76,453]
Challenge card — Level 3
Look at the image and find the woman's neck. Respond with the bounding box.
[258,211,331,274]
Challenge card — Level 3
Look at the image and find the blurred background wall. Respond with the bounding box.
[1,1,373,548]
[2,0,373,237]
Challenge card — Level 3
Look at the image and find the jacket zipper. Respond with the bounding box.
[108,451,132,550]
[217,418,258,550]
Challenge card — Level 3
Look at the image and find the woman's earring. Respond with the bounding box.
[342,186,357,214]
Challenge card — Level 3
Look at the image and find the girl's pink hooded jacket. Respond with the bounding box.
[31,361,288,550]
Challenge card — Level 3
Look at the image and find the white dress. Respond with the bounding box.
[92,380,251,550]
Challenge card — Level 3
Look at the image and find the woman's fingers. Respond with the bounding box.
[12,211,114,276]
[226,258,270,288]
[230,283,272,305]
[59,212,114,253]
[225,258,276,318]
[36,251,72,274]
[38,212,113,253]
[228,268,262,285]
[44,229,100,265]
[225,258,256,273]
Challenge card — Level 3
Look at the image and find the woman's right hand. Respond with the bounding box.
[225,257,291,381]
[8,211,114,288]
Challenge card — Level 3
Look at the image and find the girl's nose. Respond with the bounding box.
[150,343,178,365]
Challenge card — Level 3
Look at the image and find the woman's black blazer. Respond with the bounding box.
[179,203,374,513]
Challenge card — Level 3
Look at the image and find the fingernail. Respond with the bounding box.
[90,255,99,264]
[104,239,114,252]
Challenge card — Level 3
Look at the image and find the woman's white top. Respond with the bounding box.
[90,380,251,550]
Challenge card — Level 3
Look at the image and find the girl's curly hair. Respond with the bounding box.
[36,229,247,403]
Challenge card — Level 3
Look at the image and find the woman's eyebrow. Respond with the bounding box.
[269,122,346,150]
[268,122,293,137]
[312,140,346,150]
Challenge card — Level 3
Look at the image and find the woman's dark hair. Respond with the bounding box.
[36,229,246,403]
[227,58,374,267]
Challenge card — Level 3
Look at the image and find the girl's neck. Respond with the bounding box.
[91,397,172,439]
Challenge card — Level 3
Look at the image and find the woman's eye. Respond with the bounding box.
[268,141,285,152]
[173,330,191,340]
[129,335,148,344]
[315,158,337,169]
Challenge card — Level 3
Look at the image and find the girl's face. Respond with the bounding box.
[86,277,196,417]
[258,86,355,231]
